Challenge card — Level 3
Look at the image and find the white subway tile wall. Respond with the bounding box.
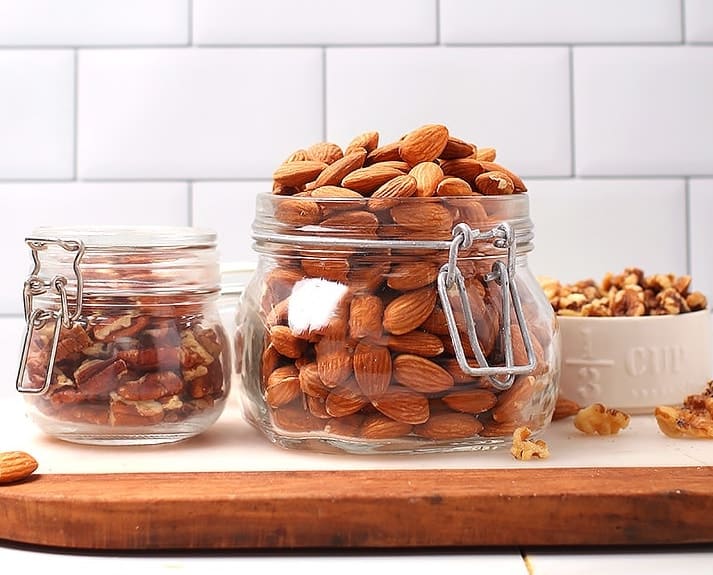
[0,0,189,46]
[0,0,711,329]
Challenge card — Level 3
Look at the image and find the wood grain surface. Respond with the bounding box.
[1,466,712,550]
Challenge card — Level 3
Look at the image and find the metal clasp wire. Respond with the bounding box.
[436,223,536,391]
[16,238,85,394]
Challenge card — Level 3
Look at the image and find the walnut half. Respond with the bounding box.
[574,403,631,435]
[511,426,549,461]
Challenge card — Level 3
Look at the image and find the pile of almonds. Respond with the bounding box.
[246,125,557,446]
[273,124,527,200]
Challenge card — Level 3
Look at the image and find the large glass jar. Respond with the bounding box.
[236,193,560,454]
[16,226,229,445]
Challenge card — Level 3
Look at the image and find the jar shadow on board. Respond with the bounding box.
[15,226,230,446]
[235,193,561,455]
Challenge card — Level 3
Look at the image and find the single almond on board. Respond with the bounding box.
[0,451,38,484]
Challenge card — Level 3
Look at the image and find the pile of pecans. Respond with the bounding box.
[24,301,227,428]
[539,267,708,317]
[247,124,558,444]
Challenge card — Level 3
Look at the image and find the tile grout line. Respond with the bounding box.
[187,181,194,226]
[187,0,193,46]
[681,0,687,43]
[321,47,327,141]
[435,0,441,44]
[73,49,79,181]
[568,45,576,177]
[685,177,692,275]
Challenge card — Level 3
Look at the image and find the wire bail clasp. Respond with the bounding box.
[437,222,536,391]
[16,238,85,394]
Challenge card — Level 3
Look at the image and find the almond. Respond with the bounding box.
[0,451,38,484]
[353,340,392,398]
[298,361,330,399]
[438,357,483,385]
[390,200,453,233]
[349,261,391,294]
[273,160,327,187]
[386,260,439,291]
[265,365,301,408]
[301,256,350,283]
[373,160,410,172]
[312,149,368,188]
[440,137,476,160]
[321,210,379,237]
[436,176,475,197]
[476,147,497,162]
[477,161,527,192]
[474,171,514,195]
[307,142,344,165]
[285,149,310,162]
[349,294,384,339]
[382,286,437,335]
[414,412,483,439]
[409,162,444,197]
[367,174,418,211]
[366,141,401,164]
[261,344,282,381]
[341,165,404,194]
[392,354,454,393]
[310,185,365,201]
[325,377,369,417]
[440,158,485,182]
[442,388,497,414]
[384,330,445,357]
[325,413,365,436]
[399,124,450,166]
[345,131,379,155]
[491,375,537,424]
[269,325,307,359]
[553,395,581,421]
[371,386,429,425]
[315,337,353,387]
[274,197,322,226]
[271,405,324,432]
[359,413,413,439]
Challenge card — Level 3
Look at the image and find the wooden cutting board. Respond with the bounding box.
[2,466,712,550]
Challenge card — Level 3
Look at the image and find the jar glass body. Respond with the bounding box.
[236,194,560,454]
[17,226,230,445]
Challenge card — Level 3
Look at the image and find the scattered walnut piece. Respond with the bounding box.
[655,381,713,439]
[552,395,581,421]
[511,426,549,461]
[574,403,631,435]
[539,268,708,317]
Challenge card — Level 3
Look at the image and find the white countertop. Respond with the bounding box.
[1,316,713,571]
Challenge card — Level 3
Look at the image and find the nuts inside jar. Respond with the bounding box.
[23,305,227,428]
[239,124,558,447]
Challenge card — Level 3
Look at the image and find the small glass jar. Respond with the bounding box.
[236,193,561,454]
[16,226,229,445]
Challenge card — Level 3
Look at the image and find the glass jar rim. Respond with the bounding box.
[30,225,217,249]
